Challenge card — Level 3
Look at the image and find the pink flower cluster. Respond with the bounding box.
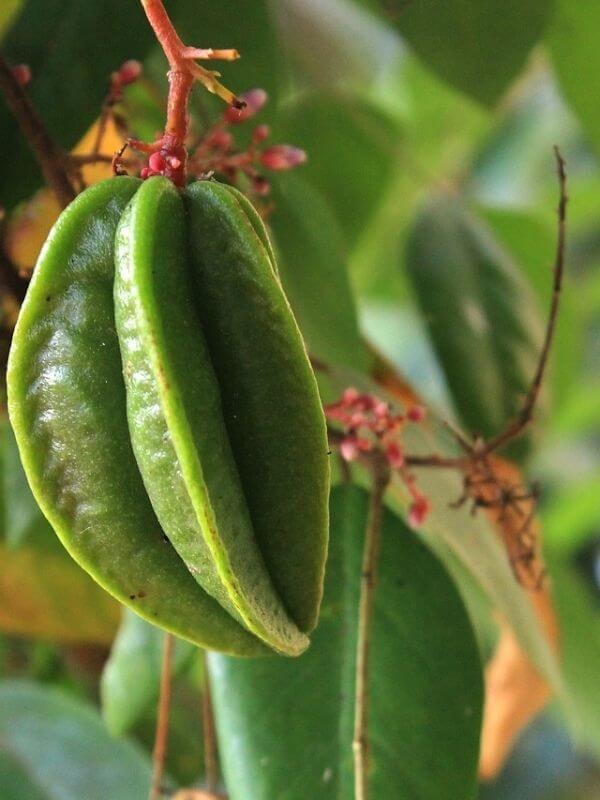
[325,388,430,528]
[188,88,306,196]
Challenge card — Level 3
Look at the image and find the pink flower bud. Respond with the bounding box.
[342,387,360,406]
[118,60,142,86]
[207,129,233,151]
[148,152,166,172]
[385,441,404,469]
[252,124,270,144]
[251,175,271,196]
[340,437,360,462]
[407,405,426,423]
[408,496,430,528]
[260,145,307,171]
[224,88,268,124]
[12,64,31,87]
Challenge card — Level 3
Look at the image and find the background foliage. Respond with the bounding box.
[0,0,599,798]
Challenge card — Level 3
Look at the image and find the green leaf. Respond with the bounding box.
[0,680,152,800]
[269,174,367,369]
[382,0,553,106]
[547,2,600,156]
[276,92,400,247]
[2,420,44,549]
[271,0,401,90]
[209,485,483,800]
[405,193,546,460]
[101,610,196,736]
[0,0,155,207]
[542,479,600,756]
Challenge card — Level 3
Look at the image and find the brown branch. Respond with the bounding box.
[149,633,174,800]
[202,654,220,794]
[481,147,568,456]
[353,459,390,800]
[0,54,76,208]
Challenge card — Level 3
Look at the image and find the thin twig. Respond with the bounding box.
[149,633,174,800]
[202,653,220,793]
[481,147,568,456]
[0,53,76,208]
[353,459,390,800]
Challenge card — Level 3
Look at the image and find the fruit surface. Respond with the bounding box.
[186,180,330,633]
[7,177,266,656]
[114,177,309,655]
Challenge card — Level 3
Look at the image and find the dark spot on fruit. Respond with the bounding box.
[138,590,146,599]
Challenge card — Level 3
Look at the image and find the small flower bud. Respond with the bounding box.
[251,175,271,196]
[407,405,426,423]
[224,88,268,124]
[207,129,233,151]
[408,496,430,528]
[252,124,270,144]
[118,60,142,86]
[148,152,166,173]
[12,64,31,87]
[261,145,307,171]
[385,441,405,469]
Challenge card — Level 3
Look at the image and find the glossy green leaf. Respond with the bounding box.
[269,173,367,369]
[406,193,546,460]
[0,680,152,800]
[383,0,552,106]
[276,92,400,247]
[547,2,600,156]
[0,0,155,207]
[209,485,483,800]
[101,610,196,736]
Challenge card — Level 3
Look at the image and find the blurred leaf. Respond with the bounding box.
[0,518,119,644]
[548,2,600,156]
[210,485,482,800]
[0,0,21,39]
[4,116,134,273]
[101,610,196,736]
[132,674,205,786]
[382,0,552,106]
[2,420,41,549]
[542,480,600,757]
[271,0,401,90]
[0,0,156,208]
[405,194,546,460]
[276,91,400,247]
[0,680,152,800]
[269,174,367,369]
